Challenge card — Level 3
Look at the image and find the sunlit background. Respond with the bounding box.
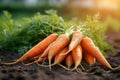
[0,0,120,31]
[0,0,120,55]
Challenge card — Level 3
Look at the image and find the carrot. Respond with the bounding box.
[83,50,96,66]
[65,53,74,68]
[48,34,70,70]
[81,37,120,70]
[1,33,58,65]
[52,47,68,65]
[42,47,68,68]
[65,30,83,54]
[25,41,54,65]
[71,45,85,72]
[58,52,73,71]
[37,47,68,68]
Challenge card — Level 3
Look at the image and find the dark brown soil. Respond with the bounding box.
[0,31,120,80]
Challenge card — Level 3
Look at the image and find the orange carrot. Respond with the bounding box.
[71,45,84,72]
[48,34,70,70]
[81,37,120,70]
[83,50,96,66]
[53,47,68,65]
[66,31,83,54]
[58,52,73,71]
[25,41,54,65]
[2,33,58,65]
[32,46,68,68]
[40,47,68,67]
[65,53,74,68]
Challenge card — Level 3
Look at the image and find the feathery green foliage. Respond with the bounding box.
[77,14,113,56]
[0,11,113,55]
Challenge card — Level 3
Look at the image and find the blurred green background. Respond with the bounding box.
[0,0,120,19]
[0,0,120,31]
[0,0,120,54]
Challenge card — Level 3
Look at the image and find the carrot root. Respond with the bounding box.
[58,64,71,71]
[23,61,37,66]
[111,65,120,70]
[71,64,85,71]
[71,67,86,74]
[36,63,50,67]
[0,61,18,65]
[77,68,94,74]
[76,68,83,73]
[62,50,70,55]
[80,65,85,71]
[37,63,57,68]
[48,57,52,71]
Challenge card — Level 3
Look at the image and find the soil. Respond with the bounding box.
[0,31,120,80]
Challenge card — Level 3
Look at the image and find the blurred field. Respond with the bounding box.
[0,0,120,31]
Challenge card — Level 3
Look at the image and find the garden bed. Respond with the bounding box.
[0,31,120,80]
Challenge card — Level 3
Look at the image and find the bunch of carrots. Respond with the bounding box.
[1,30,120,73]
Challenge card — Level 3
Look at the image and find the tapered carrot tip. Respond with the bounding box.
[111,65,120,70]
[0,60,19,65]
[71,67,87,74]
[75,68,83,73]
[48,57,52,71]
[23,61,37,66]
[37,63,55,68]
[80,65,85,71]
[58,64,71,71]
[36,63,50,67]
[71,65,85,72]
[64,50,71,55]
